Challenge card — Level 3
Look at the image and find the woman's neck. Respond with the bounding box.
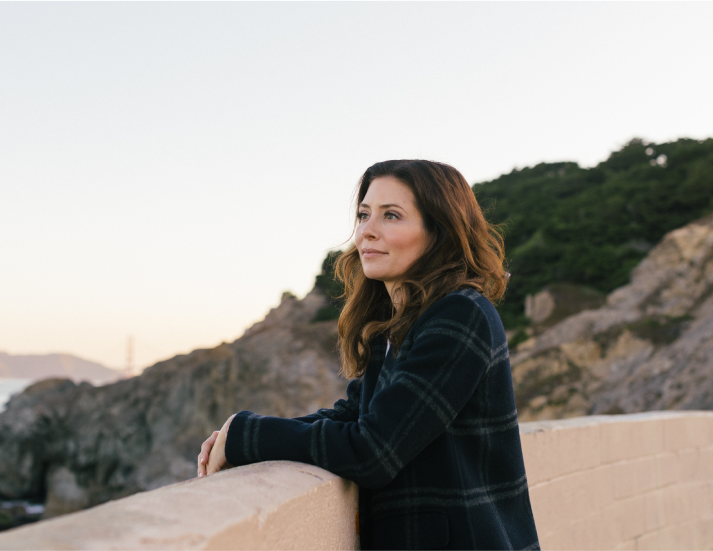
[385,281,402,310]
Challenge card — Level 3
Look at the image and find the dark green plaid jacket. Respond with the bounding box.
[225,289,539,550]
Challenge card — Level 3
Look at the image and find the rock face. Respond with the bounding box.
[512,214,713,421]
[0,289,346,517]
[524,284,606,328]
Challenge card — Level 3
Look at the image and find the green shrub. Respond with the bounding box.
[311,250,345,322]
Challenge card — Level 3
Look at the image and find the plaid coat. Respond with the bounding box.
[225,289,540,550]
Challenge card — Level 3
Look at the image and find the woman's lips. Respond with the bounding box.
[362,248,387,258]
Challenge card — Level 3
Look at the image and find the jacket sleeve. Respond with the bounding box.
[224,294,497,489]
[291,377,362,424]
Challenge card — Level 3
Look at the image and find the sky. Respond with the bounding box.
[1,2,712,372]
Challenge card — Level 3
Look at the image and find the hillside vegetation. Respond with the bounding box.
[475,137,713,328]
[313,138,713,329]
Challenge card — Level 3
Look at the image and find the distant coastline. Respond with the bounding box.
[0,352,121,382]
[0,352,123,412]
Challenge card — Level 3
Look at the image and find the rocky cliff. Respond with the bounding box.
[0,289,346,518]
[512,214,713,421]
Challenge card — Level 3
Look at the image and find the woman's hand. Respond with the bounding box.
[197,431,219,478]
[197,414,236,478]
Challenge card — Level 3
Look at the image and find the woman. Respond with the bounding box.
[197,160,539,550]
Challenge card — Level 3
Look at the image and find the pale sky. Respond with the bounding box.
[1,2,712,371]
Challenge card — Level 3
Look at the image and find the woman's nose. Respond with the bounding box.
[360,217,377,240]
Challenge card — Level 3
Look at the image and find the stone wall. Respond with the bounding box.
[523,411,713,550]
[0,411,711,550]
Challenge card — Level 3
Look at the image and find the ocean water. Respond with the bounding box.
[0,500,44,532]
[0,378,33,413]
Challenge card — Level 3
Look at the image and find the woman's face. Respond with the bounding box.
[355,176,430,296]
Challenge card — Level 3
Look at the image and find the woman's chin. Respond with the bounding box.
[362,268,387,282]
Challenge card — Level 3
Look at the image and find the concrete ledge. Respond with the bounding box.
[0,462,359,550]
[1,411,711,550]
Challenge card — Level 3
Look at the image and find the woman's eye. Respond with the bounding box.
[385,211,399,220]
[357,212,369,221]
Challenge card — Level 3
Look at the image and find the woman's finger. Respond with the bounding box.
[206,426,229,476]
[197,457,202,478]
[197,431,221,477]
[199,431,220,457]
[199,436,215,462]
[199,439,211,457]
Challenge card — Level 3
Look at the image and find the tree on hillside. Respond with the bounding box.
[312,250,344,322]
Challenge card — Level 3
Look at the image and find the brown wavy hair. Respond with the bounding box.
[335,159,508,379]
